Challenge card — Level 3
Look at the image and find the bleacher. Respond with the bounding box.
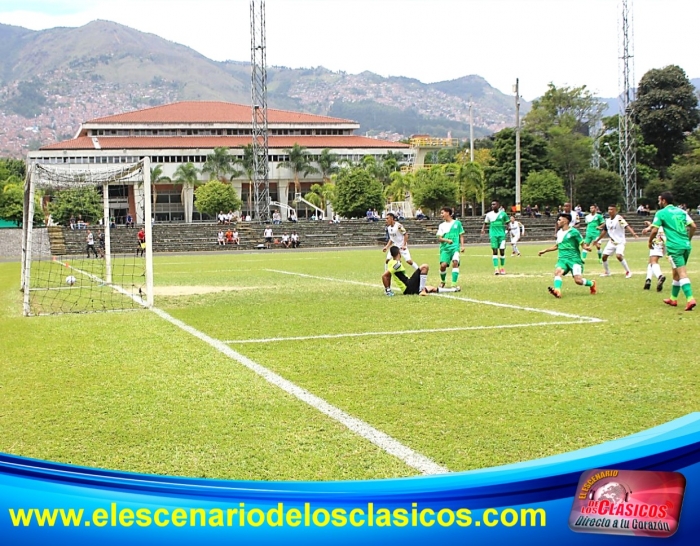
[49,214,669,256]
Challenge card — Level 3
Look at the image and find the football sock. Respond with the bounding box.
[492,257,498,268]
[582,278,593,287]
[603,261,610,274]
[554,276,563,290]
[597,250,602,260]
[440,271,447,283]
[652,264,662,278]
[582,249,588,260]
[621,259,630,272]
[646,264,653,280]
[419,275,428,292]
[410,261,419,270]
[680,278,694,299]
[451,268,459,283]
[671,281,681,300]
[500,256,506,266]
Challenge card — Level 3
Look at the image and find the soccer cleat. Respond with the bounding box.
[548,287,562,299]
[657,275,666,292]
[663,298,678,307]
[625,270,633,279]
[385,290,394,297]
[439,281,445,288]
[494,270,500,276]
[454,286,462,292]
[600,272,611,277]
[643,279,651,290]
[500,268,506,275]
[590,281,597,295]
[686,299,697,312]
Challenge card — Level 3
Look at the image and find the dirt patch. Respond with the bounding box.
[154,285,260,296]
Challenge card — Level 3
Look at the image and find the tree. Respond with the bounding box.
[634,65,700,173]
[173,162,200,221]
[575,169,624,209]
[202,147,237,182]
[642,179,671,205]
[524,84,606,137]
[670,165,700,207]
[194,181,242,217]
[412,168,458,215]
[0,158,26,182]
[485,128,549,205]
[305,183,335,212]
[521,170,567,208]
[278,143,319,193]
[461,162,487,215]
[332,167,384,218]
[546,125,593,201]
[0,183,23,225]
[317,148,339,183]
[48,186,103,226]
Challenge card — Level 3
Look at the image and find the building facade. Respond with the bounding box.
[28,101,412,223]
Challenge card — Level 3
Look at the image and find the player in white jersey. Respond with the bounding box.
[641,221,667,291]
[593,205,639,277]
[508,215,524,256]
[382,212,418,270]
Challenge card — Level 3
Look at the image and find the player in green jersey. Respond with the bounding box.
[648,192,697,311]
[582,205,604,263]
[382,246,461,296]
[538,213,597,298]
[436,207,465,287]
[481,200,510,275]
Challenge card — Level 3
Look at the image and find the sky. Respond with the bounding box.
[0,0,697,100]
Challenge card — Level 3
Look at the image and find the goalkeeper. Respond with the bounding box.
[382,246,461,296]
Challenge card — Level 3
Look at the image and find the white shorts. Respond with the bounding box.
[387,248,412,262]
[649,244,664,258]
[571,263,583,277]
[510,233,520,244]
[603,240,625,257]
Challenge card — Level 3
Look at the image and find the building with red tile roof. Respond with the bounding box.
[28,101,412,223]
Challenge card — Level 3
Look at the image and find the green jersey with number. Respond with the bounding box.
[436,220,464,251]
[651,205,692,254]
[584,212,605,238]
[557,227,583,263]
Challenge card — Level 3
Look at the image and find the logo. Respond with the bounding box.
[569,469,685,538]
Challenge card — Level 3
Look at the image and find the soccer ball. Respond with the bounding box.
[66,275,77,286]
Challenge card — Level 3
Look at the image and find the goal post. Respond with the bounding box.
[21,159,154,316]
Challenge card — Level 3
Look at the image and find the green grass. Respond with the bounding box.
[0,241,698,481]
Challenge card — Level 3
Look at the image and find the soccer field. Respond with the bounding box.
[0,241,698,482]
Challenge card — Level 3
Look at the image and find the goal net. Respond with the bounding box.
[21,158,154,316]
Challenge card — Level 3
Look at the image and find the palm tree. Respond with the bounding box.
[202,147,235,182]
[277,143,319,195]
[172,162,200,222]
[149,164,171,216]
[317,148,339,183]
[462,162,486,216]
[383,171,414,203]
[235,144,256,216]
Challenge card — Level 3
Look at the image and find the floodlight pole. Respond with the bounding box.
[514,78,521,212]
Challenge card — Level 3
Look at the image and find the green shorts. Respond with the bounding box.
[668,249,691,269]
[583,233,598,245]
[555,259,584,277]
[490,235,506,250]
[440,247,460,264]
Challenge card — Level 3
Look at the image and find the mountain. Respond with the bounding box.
[0,20,527,157]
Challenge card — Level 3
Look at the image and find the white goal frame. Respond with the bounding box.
[21,157,153,316]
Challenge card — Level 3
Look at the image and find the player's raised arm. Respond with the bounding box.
[538,243,558,256]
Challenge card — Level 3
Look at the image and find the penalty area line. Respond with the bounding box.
[265,269,605,323]
[224,320,595,344]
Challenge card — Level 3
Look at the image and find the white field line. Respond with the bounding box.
[148,306,448,475]
[264,269,605,323]
[224,320,596,344]
[51,263,448,475]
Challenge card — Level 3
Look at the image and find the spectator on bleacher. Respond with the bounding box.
[372,209,381,221]
[289,209,298,223]
[263,226,274,249]
[125,213,134,228]
[544,205,551,218]
[291,231,300,248]
[245,214,252,221]
[272,210,281,225]
[217,230,225,246]
[217,211,225,224]
[225,210,234,224]
[281,233,291,248]
[525,205,532,218]
[69,215,76,230]
[533,205,541,218]
[231,228,240,245]
[415,208,427,220]
[637,204,645,216]
[366,208,374,222]
[332,213,340,224]
[225,229,234,244]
